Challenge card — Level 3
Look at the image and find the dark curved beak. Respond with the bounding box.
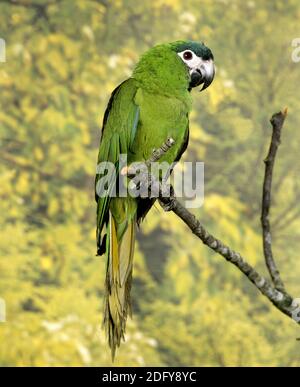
[198,58,215,91]
[190,58,215,91]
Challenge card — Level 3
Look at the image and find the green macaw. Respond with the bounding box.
[95,40,215,358]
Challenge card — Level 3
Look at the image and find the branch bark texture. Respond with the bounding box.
[261,109,287,291]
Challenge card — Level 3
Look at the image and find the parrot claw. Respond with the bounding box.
[120,166,129,176]
[159,184,175,211]
[158,199,174,212]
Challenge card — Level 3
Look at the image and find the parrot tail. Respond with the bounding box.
[103,211,136,360]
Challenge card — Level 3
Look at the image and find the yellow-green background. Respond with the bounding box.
[1,0,300,366]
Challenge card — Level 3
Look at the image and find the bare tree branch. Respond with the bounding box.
[159,189,296,319]
[261,109,287,291]
[130,110,300,325]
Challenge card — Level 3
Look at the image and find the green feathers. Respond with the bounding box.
[132,43,191,100]
[96,78,141,360]
[96,40,214,358]
[104,211,135,360]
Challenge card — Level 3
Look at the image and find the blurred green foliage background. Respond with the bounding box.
[1,0,300,366]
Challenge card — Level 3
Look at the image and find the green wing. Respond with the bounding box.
[95,78,141,358]
[95,78,139,254]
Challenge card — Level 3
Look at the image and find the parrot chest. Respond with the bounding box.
[132,89,190,163]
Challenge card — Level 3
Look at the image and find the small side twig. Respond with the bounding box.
[261,109,288,291]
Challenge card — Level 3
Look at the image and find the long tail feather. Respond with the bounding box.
[103,211,136,360]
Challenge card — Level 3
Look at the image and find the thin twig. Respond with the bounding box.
[261,109,288,291]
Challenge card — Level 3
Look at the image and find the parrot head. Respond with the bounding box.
[133,40,215,95]
[172,40,215,91]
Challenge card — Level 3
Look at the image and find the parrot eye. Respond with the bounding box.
[183,51,193,60]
